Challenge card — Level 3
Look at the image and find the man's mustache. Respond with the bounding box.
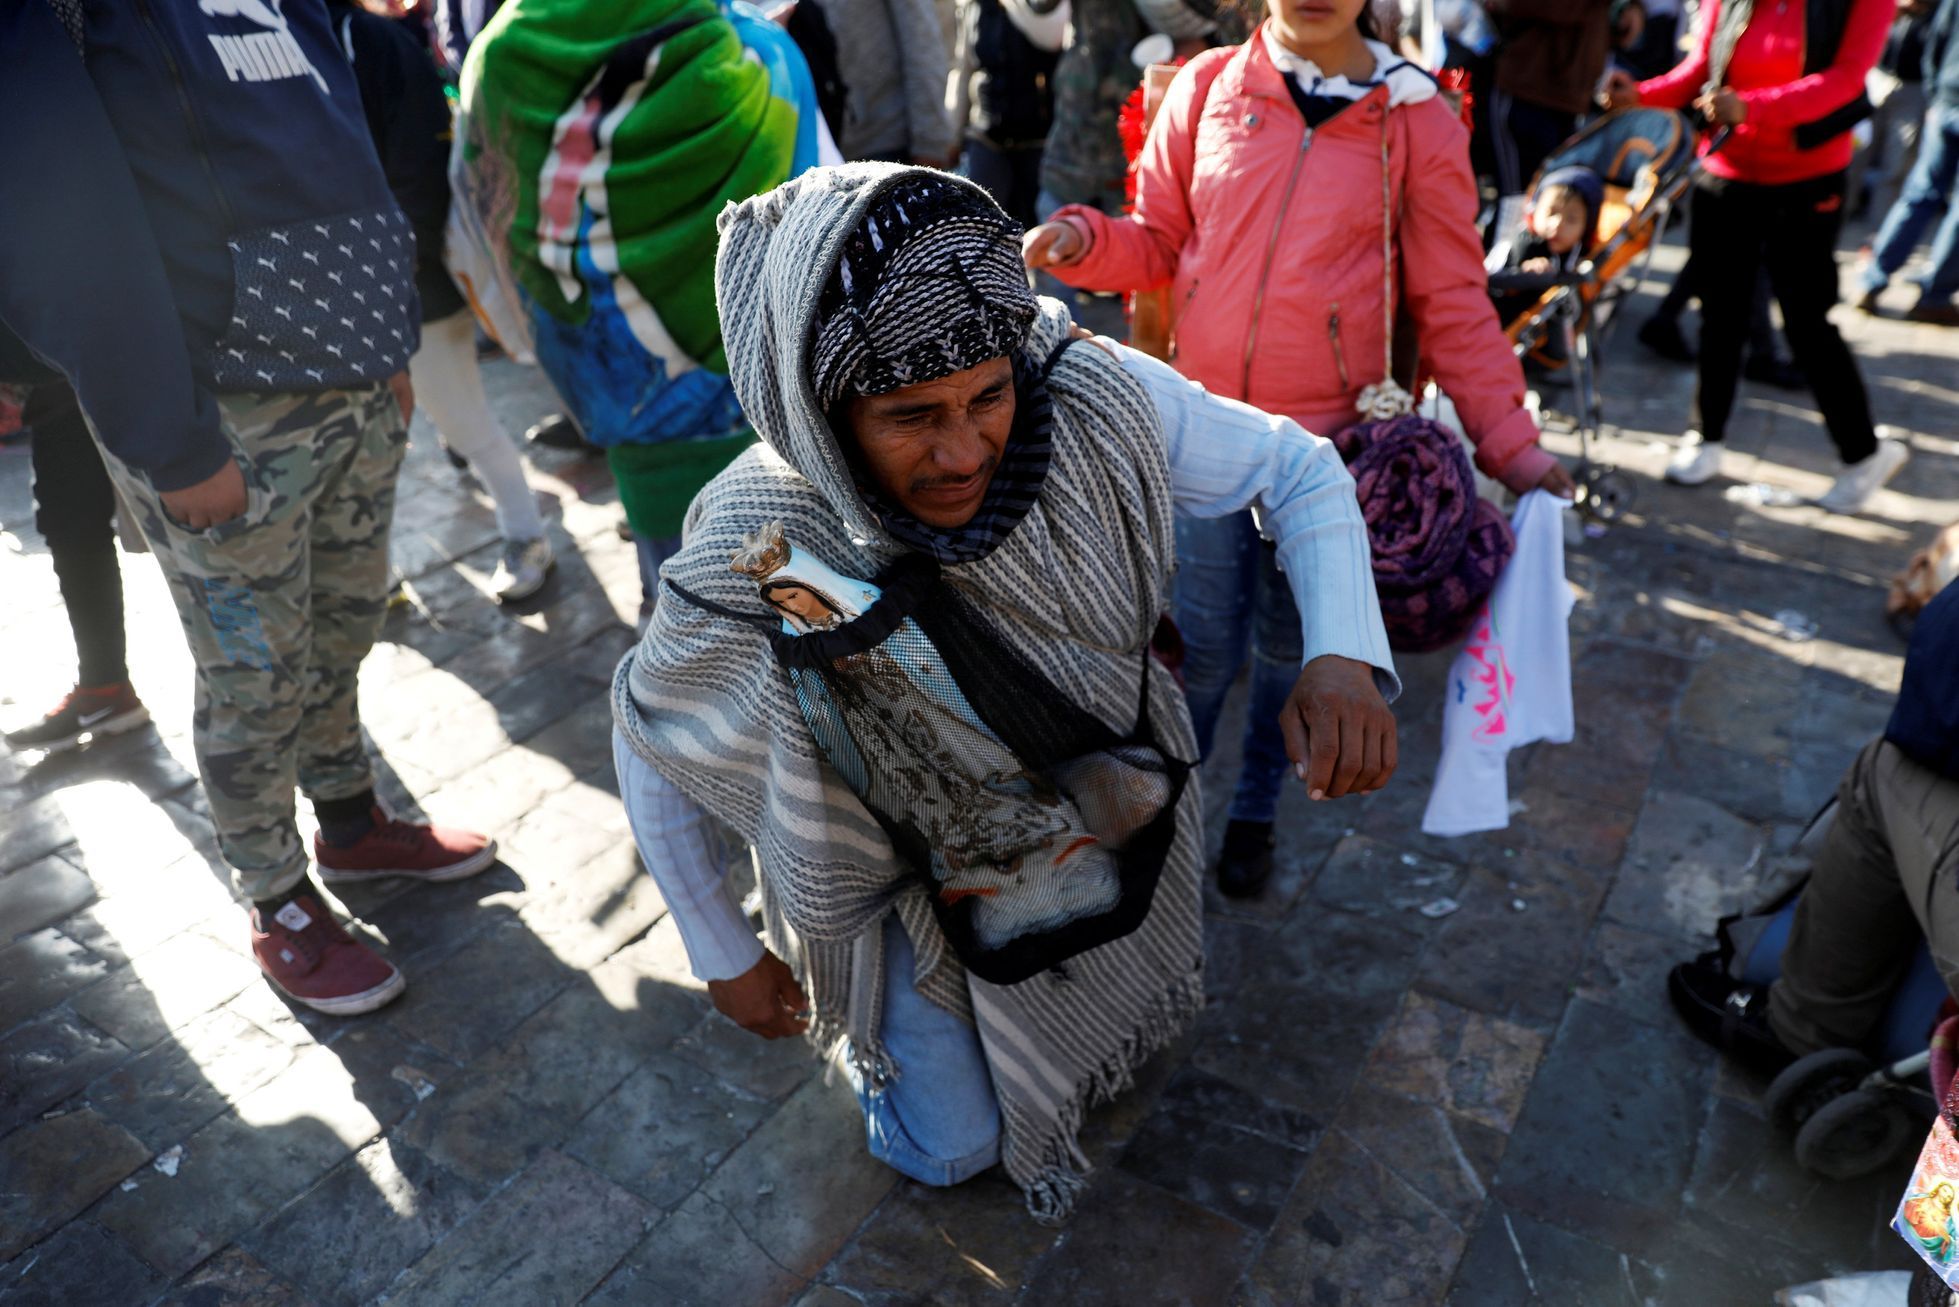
[909,455,998,495]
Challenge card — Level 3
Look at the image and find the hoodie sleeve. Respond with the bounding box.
[1047,50,1227,294]
[0,1,229,493]
[1638,0,1715,109]
[1738,0,1894,129]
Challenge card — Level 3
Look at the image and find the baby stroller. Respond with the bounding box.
[1716,800,1952,1181]
[1485,107,1704,526]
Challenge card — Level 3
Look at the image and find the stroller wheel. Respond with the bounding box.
[1766,1048,1875,1132]
[1578,467,1635,523]
[1792,1088,1916,1179]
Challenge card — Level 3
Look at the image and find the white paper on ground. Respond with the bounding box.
[1421,490,1576,837]
[1773,1271,1915,1307]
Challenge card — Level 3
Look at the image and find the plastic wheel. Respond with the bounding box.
[1766,1048,1875,1133]
[1792,1088,1916,1180]
[1578,467,1635,524]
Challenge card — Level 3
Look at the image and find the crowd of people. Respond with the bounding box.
[2,0,1955,1243]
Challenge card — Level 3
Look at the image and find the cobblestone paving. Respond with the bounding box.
[1,230,1954,1305]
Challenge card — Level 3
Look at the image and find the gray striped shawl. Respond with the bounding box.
[611,163,1204,1221]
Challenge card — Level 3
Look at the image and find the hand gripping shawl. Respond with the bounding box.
[611,163,1205,1222]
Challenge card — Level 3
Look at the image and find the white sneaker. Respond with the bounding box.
[1666,431,1724,486]
[1814,438,1909,514]
[491,537,555,603]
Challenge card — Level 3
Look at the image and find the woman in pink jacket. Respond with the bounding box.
[1024,0,1567,897]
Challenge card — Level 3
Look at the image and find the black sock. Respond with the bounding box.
[253,881,311,918]
[314,789,378,848]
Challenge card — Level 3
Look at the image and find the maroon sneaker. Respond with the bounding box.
[314,805,497,885]
[250,894,405,1015]
[4,682,150,752]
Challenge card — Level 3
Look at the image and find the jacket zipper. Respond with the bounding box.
[1241,124,1313,398]
[1170,277,1201,360]
[135,0,238,235]
[1327,303,1350,391]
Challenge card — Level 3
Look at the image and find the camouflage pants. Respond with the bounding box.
[97,386,407,900]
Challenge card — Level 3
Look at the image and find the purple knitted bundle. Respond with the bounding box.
[1335,415,1475,591]
[1334,415,1516,653]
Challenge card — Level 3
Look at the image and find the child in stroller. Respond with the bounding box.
[1489,166,1606,367]
[1476,107,1700,522]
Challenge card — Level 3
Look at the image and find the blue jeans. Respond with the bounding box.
[850,914,1002,1185]
[1861,100,1959,307]
[634,531,682,611]
[1172,510,1303,826]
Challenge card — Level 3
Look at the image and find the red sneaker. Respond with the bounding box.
[250,894,405,1015]
[313,805,497,885]
[4,682,150,752]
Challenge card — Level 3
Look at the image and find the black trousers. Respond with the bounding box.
[1489,90,1576,198]
[963,136,1045,232]
[25,383,128,687]
[1656,222,1783,361]
[1688,170,1878,462]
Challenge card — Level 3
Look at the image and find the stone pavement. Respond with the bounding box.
[1,231,1955,1306]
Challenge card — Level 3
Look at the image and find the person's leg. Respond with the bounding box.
[1864,102,1959,295]
[963,137,1016,224]
[1655,248,1701,321]
[1744,266,1784,363]
[1501,98,1574,197]
[1761,174,1880,467]
[1770,740,1959,1054]
[27,383,127,689]
[1008,146,1047,234]
[634,530,684,620]
[291,387,408,822]
[1686,177,1758,447]
[94,394,327,902]
[1232,543,1305,826]
[855,913,1002,1184]
[1169,511,1259,762]
[1909,107,1959,307]
[409,310,547,542]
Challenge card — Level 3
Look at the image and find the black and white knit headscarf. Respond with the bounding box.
[810,175,1050,564]
[809,176,1038,410]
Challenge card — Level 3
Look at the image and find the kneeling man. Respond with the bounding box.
[612,165,1398,1219]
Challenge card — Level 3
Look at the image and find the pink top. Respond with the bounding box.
[1638,0,1896,186]
[1047,32,1552,493]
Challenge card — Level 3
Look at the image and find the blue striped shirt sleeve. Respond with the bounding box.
[1114,342,1401,702]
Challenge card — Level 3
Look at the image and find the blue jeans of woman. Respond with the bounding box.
[849,913,1002,1185]
[1172,509,1303,826]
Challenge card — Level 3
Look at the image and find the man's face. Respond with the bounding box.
[842,357,1016,529]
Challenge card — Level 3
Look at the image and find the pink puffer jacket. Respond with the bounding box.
[1050,33,1553,492]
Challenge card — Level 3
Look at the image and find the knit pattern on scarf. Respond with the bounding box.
[611,163,1205,1223]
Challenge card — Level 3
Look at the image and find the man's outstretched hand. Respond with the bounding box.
[709,949,810,1041]
[1278,654,1397,800]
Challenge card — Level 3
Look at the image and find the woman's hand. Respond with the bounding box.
[1022,221,1085,270]
[1536,461,1578,499]
[1600,69,1641,111]
[1696,87,1748,127]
